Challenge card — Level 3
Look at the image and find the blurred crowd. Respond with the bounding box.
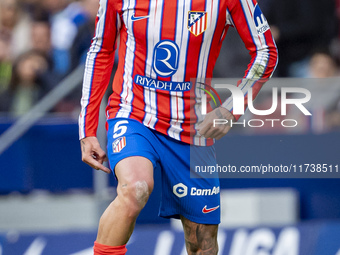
[214,0,340,132]
[0,0,98,116]
[0,0,339,130]
[214,0,340,78]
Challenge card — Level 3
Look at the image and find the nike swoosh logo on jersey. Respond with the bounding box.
[131,14,149,21]
[202,205,220,214]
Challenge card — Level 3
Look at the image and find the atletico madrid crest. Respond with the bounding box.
[112,137,126,153]
[188,11,207,36]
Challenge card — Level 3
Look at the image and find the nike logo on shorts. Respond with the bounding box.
[202,205,220,214]
[131,14,149,21]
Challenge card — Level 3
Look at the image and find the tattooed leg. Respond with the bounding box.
[180,215,218,255]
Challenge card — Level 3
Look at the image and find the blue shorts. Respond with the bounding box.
[107,118,220,224]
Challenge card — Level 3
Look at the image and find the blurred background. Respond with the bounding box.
[0,0,340,254]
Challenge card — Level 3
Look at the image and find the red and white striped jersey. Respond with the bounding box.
[79,0,278,145]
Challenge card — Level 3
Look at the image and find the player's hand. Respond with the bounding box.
[197,107,235,140]
[80,136,111,174]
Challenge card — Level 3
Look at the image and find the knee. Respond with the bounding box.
[118,179,153,216]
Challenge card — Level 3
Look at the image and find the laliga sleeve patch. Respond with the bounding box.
[113,137,126,153]
[254,4,270,35]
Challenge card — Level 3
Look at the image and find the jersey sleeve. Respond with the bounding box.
[79,0,121,139]
[222,0,278,120]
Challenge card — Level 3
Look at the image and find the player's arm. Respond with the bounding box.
[79,0,121,173]
[221,0,278,120]
[199,0,278,139]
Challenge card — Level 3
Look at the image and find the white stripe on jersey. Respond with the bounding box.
[226,9,234,26]
[167,0,191,140]
[167,91,184,140]
[173,0,191,81]
[79,0,108,139]
[193,0,219,146]
[143,0,164,129]
[142,0,154,127]
[116,0,136,118]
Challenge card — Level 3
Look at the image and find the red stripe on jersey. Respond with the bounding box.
[109,22,128,118]
[262,29,278,78]
[182,0,207,143]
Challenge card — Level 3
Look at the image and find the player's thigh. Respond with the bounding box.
[115,156,154,194]
[107,118,160,195]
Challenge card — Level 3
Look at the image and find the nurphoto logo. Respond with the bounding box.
[199,84,312,129]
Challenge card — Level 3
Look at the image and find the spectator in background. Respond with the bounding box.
[215,0,339,79]
[43,0,89,77]
[0,35,12,93]
[31,20,51,56]
[61,0,114,115]
[20,0,49,21]
[52,0,100,114]
[308,50,339,78]
[325,101,340,131]
[30,19,62,92]
[265,0,338,77]
[0,0,32,59]
[306,49,340,131]
[70,0,99,70]
[0,50,50,116]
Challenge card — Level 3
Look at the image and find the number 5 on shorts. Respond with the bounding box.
[113,120,128,138]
